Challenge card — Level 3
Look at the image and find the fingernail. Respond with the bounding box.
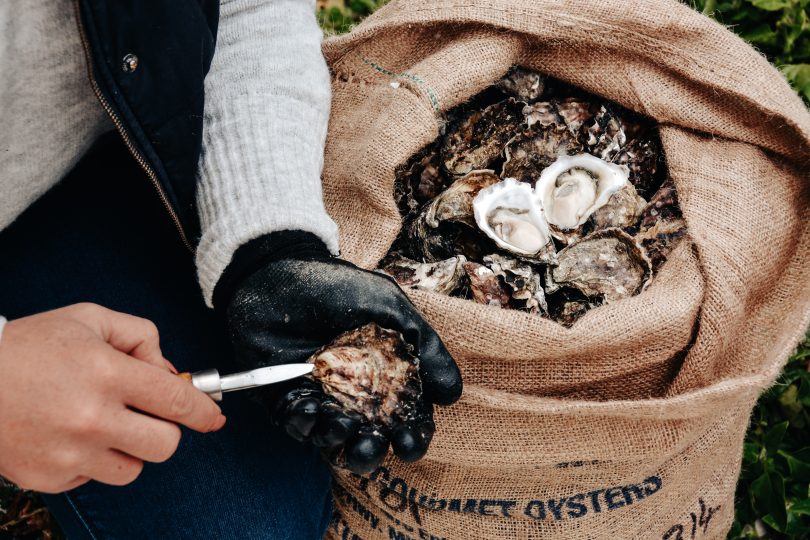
[164,359,179,374]
[212,415,227,432]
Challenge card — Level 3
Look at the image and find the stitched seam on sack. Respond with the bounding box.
[330,55,442,120]
[64,492,100,540]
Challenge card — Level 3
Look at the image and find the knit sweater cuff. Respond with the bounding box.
[195,95,339,307]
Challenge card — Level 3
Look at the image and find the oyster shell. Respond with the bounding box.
[472,178,555,261]
[636,179,686,270]
[612,134,664,199]
[462,261,512,308]
[406,170,500,261]
[551,228,652,302]
[442,98,525,176]
[497,66,545,102]
[422,170,500,228]
[546,288,596,327]
[380,255,466,295]
[502,128,583,185]
[309,324,422,427]
[535,153,631,242]
[590,184,647,230]
[483,254,547,314]
[584,105,627,161]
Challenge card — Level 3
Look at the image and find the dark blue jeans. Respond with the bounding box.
[0,135,332,539]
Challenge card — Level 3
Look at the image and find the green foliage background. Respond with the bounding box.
[317,1,810,539]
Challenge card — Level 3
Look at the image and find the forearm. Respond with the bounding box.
[195,0,339,307]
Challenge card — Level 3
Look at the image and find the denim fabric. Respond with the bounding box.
[0,135,332,539]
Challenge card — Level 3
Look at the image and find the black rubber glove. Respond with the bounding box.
[213,231,462,474]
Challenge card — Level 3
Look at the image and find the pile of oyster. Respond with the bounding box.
[381,68,687,326]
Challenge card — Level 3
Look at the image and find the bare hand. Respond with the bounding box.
[0,304,226,493]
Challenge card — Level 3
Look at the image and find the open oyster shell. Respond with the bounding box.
[442,98,526,176]
[535,153,632,243]
[550,228,652,302]
[381,255,466,295]
[309,324,422,427]
[472,178,556,261]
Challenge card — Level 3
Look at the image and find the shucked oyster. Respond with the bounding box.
[309,324,422,427]
[550,228,652,302]
[472,178,556,261]
[535,153,636,242]
[381,255,466,295]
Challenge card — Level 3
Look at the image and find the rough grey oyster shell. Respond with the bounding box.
[406,170,500,261]
[442,98,525,176]
[496,66,545,102]
[550,228,652,302]
[380,255,466,295]
[612,134,664,200]
[394,145,448,224]
[635,179,686,271]
[590,183,647,231]
[309,324,422,427]
[462,261,512,308]
[483,254,547,314]
[501,99,592,185]
[584,105,626,161]
[546,288,596,327]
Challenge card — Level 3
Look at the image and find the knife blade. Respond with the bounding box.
[178,364,314,401]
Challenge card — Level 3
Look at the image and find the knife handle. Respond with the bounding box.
[177,369,223,402]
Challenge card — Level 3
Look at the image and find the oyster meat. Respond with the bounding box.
[551,229,652,302]
[381,255,466,295]
[473,178,556,261]
[535,153,633,242]
[309,324,422,427]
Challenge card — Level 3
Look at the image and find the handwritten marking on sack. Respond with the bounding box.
[661,498,721,540]
[339,465,663,527]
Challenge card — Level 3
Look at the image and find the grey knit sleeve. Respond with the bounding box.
[194,0,339,307]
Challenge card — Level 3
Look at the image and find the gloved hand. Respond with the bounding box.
[213,231,462,474]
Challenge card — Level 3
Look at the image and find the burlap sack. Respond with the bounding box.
[319,1,810,538]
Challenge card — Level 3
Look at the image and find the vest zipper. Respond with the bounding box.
[73,0,192,251]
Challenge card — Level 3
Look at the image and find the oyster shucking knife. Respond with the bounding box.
[178,364,314,401]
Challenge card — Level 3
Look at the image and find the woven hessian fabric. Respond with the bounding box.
[318,1,810,538]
